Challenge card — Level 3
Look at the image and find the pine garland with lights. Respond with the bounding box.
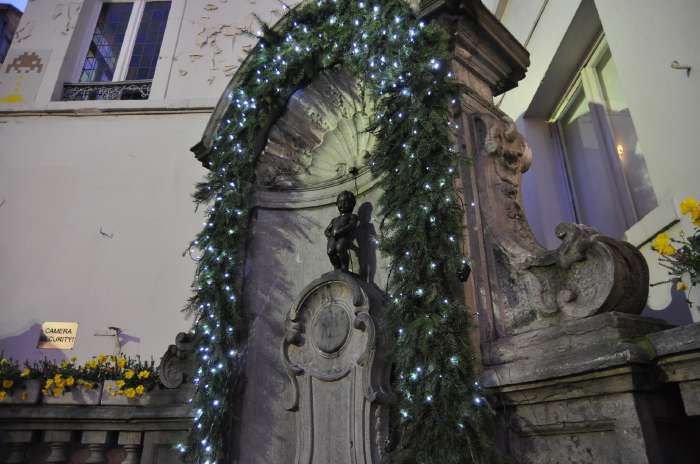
[181,1,500,462]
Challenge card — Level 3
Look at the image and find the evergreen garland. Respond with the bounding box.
[180,1,499,462]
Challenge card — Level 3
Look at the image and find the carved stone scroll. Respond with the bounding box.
[158,332,195,389]
[472,114,649,335]
[281,271,392,464]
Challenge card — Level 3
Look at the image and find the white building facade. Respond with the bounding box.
[1,0,698,363]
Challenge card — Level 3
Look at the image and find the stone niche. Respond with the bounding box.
[225,69,392,464]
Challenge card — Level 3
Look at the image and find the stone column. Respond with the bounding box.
[0,430,33,464]
[80,431,107,464]
[43,430,73,463]
[117,431,142,464]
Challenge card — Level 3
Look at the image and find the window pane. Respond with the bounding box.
[596,51,657,218]
[126,1,171,81]
[561,89,629,238]
[0,15,13,64]
[79,3,133,82]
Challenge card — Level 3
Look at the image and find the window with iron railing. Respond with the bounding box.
[62,0,171,101]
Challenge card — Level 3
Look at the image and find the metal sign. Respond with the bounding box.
[37,322,79,349]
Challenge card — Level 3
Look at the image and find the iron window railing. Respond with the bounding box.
[61,79,152,101]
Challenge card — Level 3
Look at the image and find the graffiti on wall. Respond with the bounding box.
[0,49,51,104]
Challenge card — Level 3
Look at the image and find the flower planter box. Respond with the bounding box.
[100,381,194,406]
[0,379,41,405]
[100,380,151,406]
[42,384,102,405]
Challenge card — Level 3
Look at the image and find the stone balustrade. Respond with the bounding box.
[0,397,192,463]
[0,333,195,464]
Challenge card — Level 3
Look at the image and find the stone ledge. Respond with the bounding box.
[483,312,671,366]
[482,312,671,387]
[493,365,658,406]
[0,403,192,426]
[648,322,700,357]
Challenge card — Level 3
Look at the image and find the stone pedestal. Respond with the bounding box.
[483,315,700,463]
[282,271,392,464]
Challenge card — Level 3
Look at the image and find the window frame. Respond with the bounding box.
[548,34,640,231]
[71,0,170,84]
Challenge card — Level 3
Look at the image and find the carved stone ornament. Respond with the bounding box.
[158,332,195,389]
[281,271,392,464]
[257,70,376,190]
[473,114,649,335]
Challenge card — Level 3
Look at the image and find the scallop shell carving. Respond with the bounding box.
[256,70,376,189]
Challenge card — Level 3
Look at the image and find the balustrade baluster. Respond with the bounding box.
[43,430,72,463]
[117,432,142,464]
[1,431,32,464]
[80,431,107,464]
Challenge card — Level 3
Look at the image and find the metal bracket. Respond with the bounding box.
[671,60,692,77]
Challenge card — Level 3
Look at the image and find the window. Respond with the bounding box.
[0,5,22,64]
[62,0,171,101]
[79,3,133,82]
[550,36,657,239]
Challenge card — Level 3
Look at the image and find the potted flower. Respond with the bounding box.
[41,357,102,405]
[0,357,41,404]
[102,356,157,405]
[651,196,700,304]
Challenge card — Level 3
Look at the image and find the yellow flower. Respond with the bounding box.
[137,370,150,379]
[45,378,54,387]
[692,210,700,227]
[20,367,30,377]
[135,385,145,396]
[53,373,62,382]
[70,356,77,363]
[124,369,135,380]
[97,354,108,364]
[117,357,127,369]
[77,379,93,389]
[65,376,75,386]
[20,391,28,401]
[679,197,699,215]
[116,380,126,389]
[110,391,117,397]
[54,377,66,388]
[2,379,13,389]
[652,233,676,256]
[53,388,63,397]
[0,391,6,401]
[124,388,136,399]
[85,359,97,369]
[677,281,689,291]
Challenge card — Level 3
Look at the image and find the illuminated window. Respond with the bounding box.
[550,36,656,239]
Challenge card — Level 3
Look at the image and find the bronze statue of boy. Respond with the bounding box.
[325,191,359,272]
